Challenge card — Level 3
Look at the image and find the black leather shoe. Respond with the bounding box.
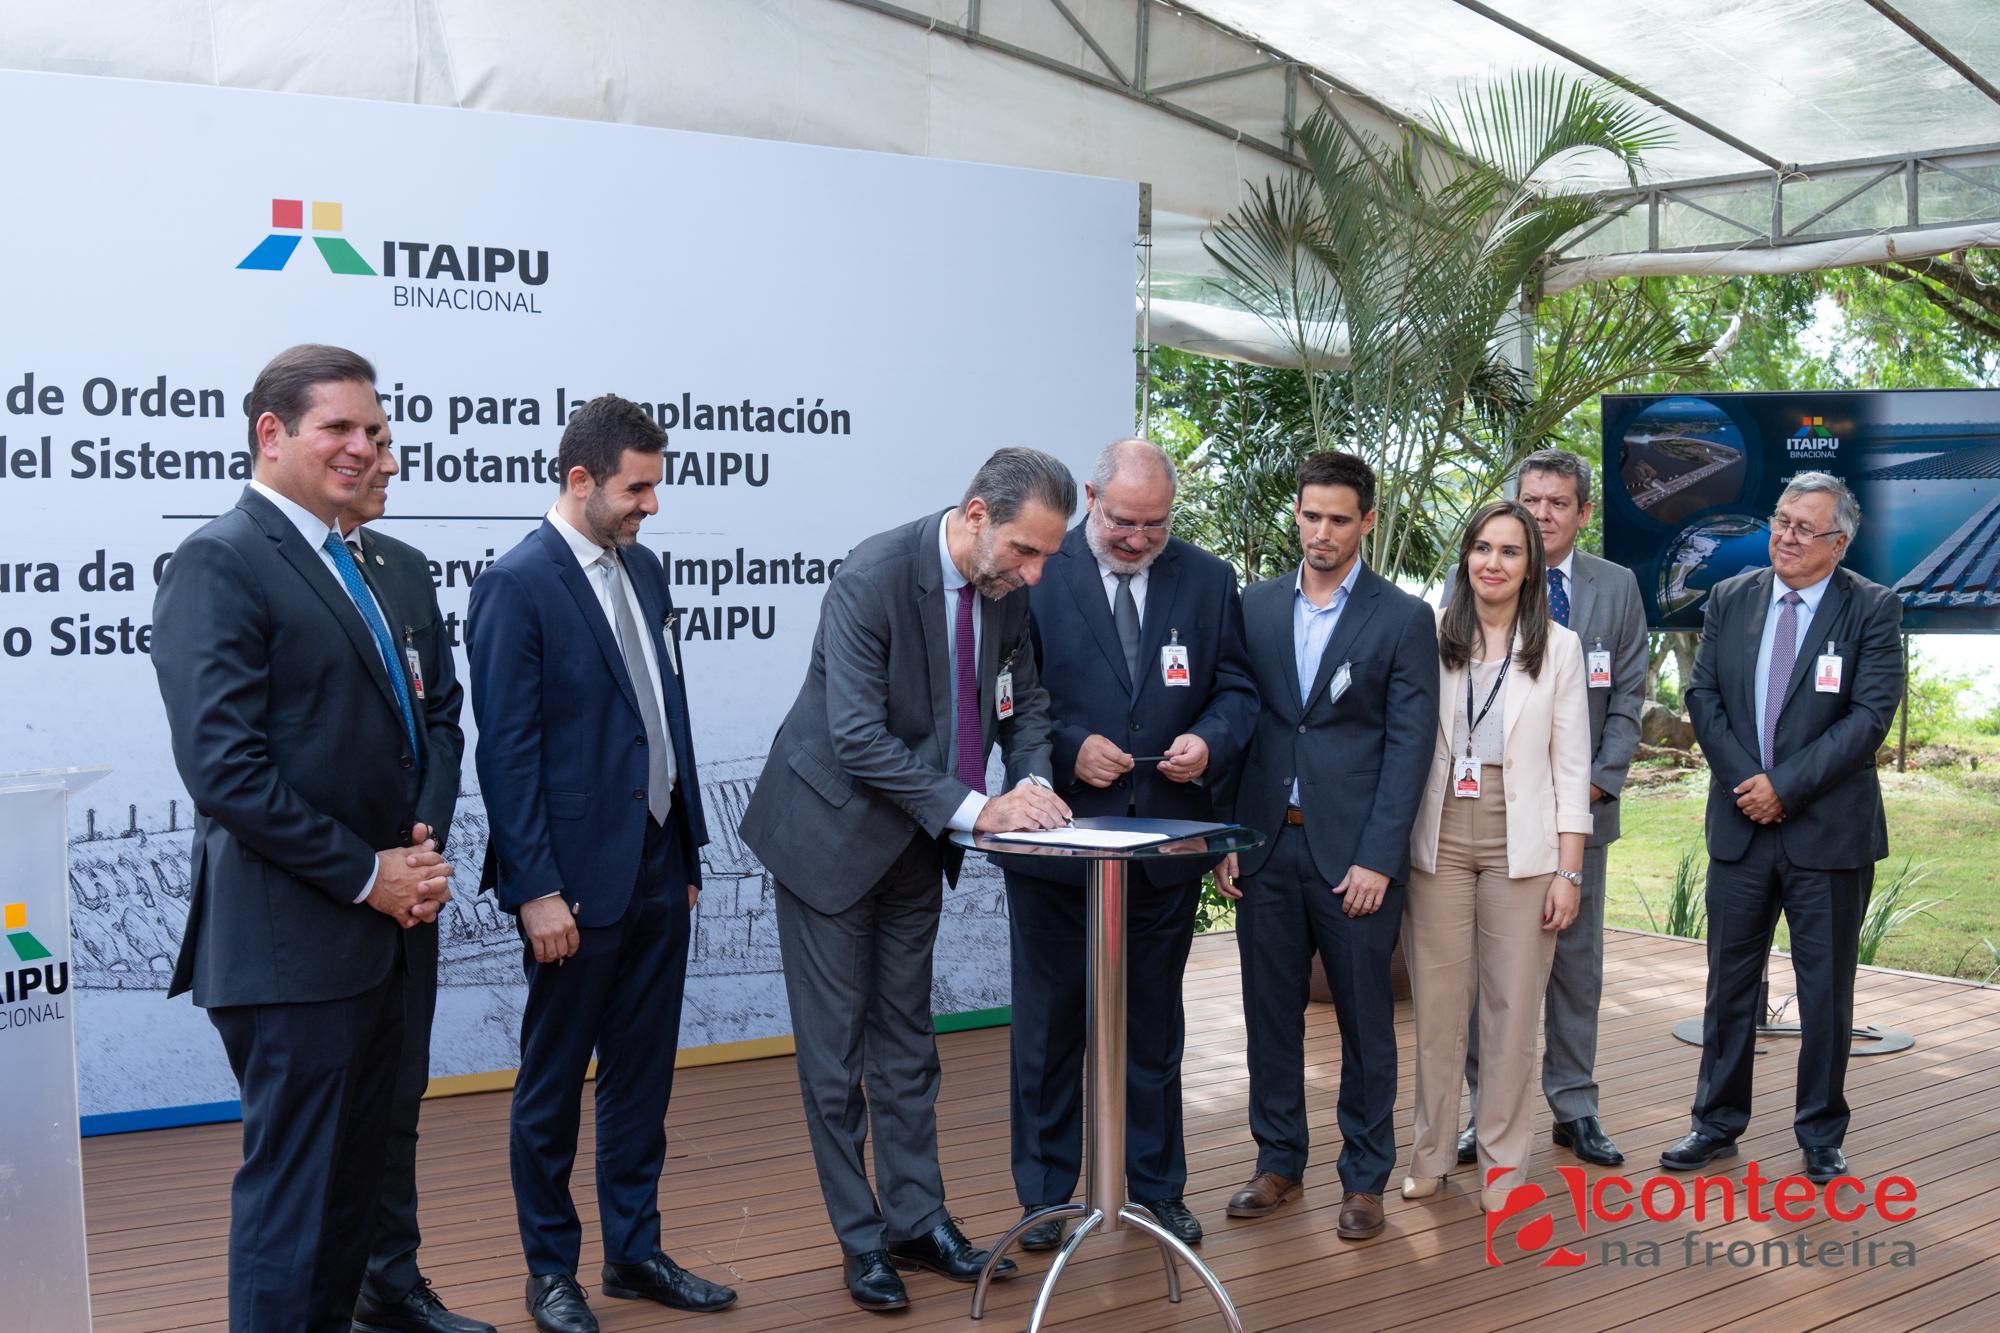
[1019,1207,1068,1252]
[1135,1197,1203,1245]
[524,1274,597,1333]
[1803,1146,1848,1183]
[888,1218,1016,1283]
[601,1251,737,1313]
[844,1250,910,1311]
[1456,1124,1478,1165]
[353,1277,497,1333]
[1660,1131,1738,1172]
[1553,1115,1626,1166]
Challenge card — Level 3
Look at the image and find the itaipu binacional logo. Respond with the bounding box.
[1483,1166,1918,1273]
[1787,414,1842,459]
[234,197,549,315]
[2,901,72,1028]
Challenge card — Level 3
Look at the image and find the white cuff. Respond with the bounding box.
[354,861,379,904]
[946,789,989,833]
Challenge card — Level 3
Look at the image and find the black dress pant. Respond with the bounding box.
[1235,822,1403,1194]
[209,963,405,1333]
[361,925,440,1303]
[1693,824,1871,1147]
[1005,866,1202,1207]
[510,814,692,1275]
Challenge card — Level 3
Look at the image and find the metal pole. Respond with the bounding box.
[1138,182,1153,440]
[1085,856,1128,1229]
[1897,633,1910,771]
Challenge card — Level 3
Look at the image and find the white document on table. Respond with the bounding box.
[985,828,1173,850]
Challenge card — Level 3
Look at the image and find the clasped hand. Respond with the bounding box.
[369,821,451,929]
[1733,772,1785,824]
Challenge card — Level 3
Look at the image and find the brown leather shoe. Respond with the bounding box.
[1337,1191,1385,1240]
[1225,1172,1302,1218]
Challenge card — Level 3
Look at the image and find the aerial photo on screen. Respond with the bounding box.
[1620,396,1748,526]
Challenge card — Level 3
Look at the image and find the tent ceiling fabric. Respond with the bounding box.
[6,1,2000,363]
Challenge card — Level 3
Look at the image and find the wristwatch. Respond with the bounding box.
[1554,868,1583,887]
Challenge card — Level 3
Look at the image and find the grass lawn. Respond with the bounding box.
[1612,757,2000,981]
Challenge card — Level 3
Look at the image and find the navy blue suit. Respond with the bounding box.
[469,519,708,1277]
[1003,526,1257,1207]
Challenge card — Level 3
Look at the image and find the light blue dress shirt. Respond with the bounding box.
[938,512,989,830]
[1752,569,1833,771]
[1289,558,1362,805]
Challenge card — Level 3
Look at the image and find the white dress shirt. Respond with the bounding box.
[547,505,668,724]
[1098,562,1150,619]
[250,479,395,904]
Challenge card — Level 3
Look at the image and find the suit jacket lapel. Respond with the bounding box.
[1131,543,1182,702]
[243,490,403,727]
[537,521,642,721]
[1567,557,1599,648]
[1304,567,1379,712]
[1060,527,1133,694]
[915,511,954,763]
[1781,572,1849,716]
[1260,576,1304,712]
[627,554,692,746]
[1438,655,1466,755]
[1502,628,1530,740]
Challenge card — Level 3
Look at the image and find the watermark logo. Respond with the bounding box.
[237,199,377,275]
[1484,1165,1919,1271]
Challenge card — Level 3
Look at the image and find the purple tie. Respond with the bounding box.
[1762,590,1802,769]
[954,583,986,793]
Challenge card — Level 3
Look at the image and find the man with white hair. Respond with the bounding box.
[1668,471,1904,1184]
[1000,438,1257,1251]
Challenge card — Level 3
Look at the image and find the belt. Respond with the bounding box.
[1285,806,1305,826]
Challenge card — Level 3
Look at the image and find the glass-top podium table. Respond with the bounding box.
[951,818,1264,1332]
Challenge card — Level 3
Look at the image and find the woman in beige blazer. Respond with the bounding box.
[1402,499,1593,1212]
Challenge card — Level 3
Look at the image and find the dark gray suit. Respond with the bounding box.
[153,486,426,1332]
[1685,564,1902,1146]
[1460,549,1646,1122]
[739,510,1054,1253]
[350,524,465,1308]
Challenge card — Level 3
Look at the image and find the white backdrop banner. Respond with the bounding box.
[0,70,1136,1126]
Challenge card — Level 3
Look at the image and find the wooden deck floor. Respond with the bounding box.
[84,930,2000,1332]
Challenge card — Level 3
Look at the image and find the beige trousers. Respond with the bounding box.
[1405,765,1558,1203]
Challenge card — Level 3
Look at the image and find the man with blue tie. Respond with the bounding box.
[1455,448,1647,1169]
[469,395,735,1333]
[1667,472,1902,1183]
[1002,439,1258,1251]
[152,344,454,1332]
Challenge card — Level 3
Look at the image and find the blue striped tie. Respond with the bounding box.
[323,532,420,764]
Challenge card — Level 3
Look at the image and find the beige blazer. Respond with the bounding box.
[1409,610,1594,879]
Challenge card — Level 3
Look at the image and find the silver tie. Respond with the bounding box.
[604,551,675,823]
[1115,572,1141,684]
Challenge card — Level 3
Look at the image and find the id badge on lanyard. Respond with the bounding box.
[1455,657,1509,798]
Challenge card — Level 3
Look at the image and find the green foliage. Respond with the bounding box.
[1638,842,1707,939]
[1976,700,2000,737]
[1892,658,1971,750]
[1148,347,1312,582]
[1857,857,1946,968]
[1199,69,1710,585]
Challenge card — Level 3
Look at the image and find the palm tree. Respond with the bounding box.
[1203,69,1712,582]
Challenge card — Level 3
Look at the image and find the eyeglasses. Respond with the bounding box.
[1098,512,1172,535]
[1770,517,1842,542]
